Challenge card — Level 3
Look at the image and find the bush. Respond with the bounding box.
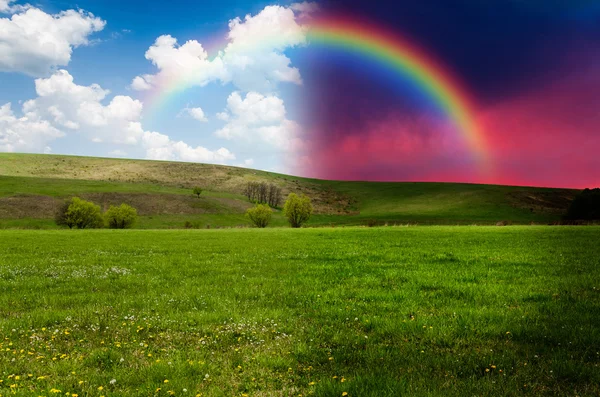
[246,204,272,228]
[565,188,600,220]
[193,187,203,198]
[57,197,103,229]
[283,193,313,228]
[55,199,75,229]
[105,203,138,229]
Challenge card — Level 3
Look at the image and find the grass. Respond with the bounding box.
[1,226,599,396]
[0,154,580,228]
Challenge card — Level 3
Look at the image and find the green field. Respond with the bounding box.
[1,227,599,396]
[0,154,580,228]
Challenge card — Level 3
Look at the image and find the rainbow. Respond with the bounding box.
[144,16,489,166]
[307,18,488,164]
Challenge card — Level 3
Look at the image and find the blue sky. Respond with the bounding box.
[0,0,311,172]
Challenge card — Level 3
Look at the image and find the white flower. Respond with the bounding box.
[110,379,116,385]
[204,374,209,379]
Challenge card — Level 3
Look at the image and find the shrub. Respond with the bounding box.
[105,204,138,229]
[193,187,203,198]
[55,199,75,229]
[246,204,272,228]
[60,197,103,229]
[283,193,313,228]
[565,188,600,220]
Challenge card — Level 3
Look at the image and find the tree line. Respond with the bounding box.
[244,182,282,208]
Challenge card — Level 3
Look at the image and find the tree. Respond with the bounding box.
[246,204,272,228]
[565,188,600,220]
[193,187,203,198]
[55,199,75,229]
[63,197,104,229]
[244,182,282,207]
[105,203,138,229]
[283,193,313,228]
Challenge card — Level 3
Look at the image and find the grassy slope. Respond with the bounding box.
[0,153,578,228]
[1,227,599,396]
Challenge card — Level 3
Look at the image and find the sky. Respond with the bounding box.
[1,0,599,188]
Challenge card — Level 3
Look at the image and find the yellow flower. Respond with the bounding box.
[309,382,315,386]
[167,391,175,396]
[14,376,20,380]
[342,393,348,397]
[156,388,161,392]
[78,381,84,385]
[50,389,61,393]
[72,394,79,397]
[98,386,104,391]
[164,379,169,383]
[328,357,334,361]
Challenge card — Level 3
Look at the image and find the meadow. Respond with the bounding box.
[0,154,579,229]
[1,226,599,396]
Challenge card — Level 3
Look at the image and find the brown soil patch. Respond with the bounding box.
[506,190,577,214]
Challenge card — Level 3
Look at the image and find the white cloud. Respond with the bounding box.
[131,4,311,93]
[108,149,127,157]
[181,107,208,122]
[23,70,144,144]
[1,70,237,165]
[0,0,29,13]
[216,112,230,121]
[130,76,152,91]
[215,91,301,150]
[142,131,235,163]
[244,158,254,166]
[0,7,105,76]
[0,102,64,152]
[290,2,319,16]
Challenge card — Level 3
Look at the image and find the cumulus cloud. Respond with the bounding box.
[142,131,235,163]
[181,107,208,122]
[1,70,236,164]
[0,102,64,152]
[131,4,314,93]
[0,6,105,76]
[0,0,29,13]
[23,70,144,144]
[215,91,301,150]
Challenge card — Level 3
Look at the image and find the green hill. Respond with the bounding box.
[0,153,578,228]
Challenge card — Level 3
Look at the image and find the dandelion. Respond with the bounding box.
[78,381,84,385]
[168,391,175,396]
[98,386,104,391]
[50,389,61,393]
[164,379,169,383]
[342,393,348,396]
[309,382,315,386]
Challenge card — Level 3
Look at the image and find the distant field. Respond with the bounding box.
[0,154,579,228]
[1,227,599,396]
